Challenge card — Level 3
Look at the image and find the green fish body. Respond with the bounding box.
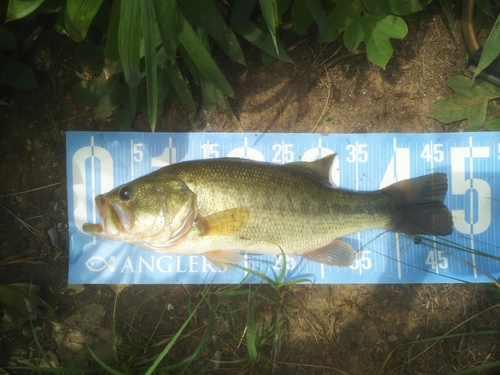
[83,155,453,267]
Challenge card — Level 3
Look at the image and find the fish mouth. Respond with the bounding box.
[83,195,133,237]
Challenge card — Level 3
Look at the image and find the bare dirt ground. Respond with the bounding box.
[1,4,499,375]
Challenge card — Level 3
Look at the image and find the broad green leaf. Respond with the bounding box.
[362,0,422,16]
[72,80,100,107]
[0,25,17,51]
[344,14,407,69]
[258,0,278,54]
[139,17,162,59]
[261,37,286,64]
[483,118,500,131]
[178,12,234,97]
[153,0,177,60]
[156,64,171,103]
[231,0,257,32]
[277,0,292,15]
[201,75,217,115]
[178,38,216,116]
[475,15,500,77]
[141,0,158,132]
[216,89,238,127]
[475,0,494,18]
[64,0,105,41]
[104,0,120,61]
[238,21,292,63]
[428,76,500,131]
[196,28,218,115]
[215,25,246,65]
[0,284,55,329]
[163,58,196,120]
[90,0,111,30]
[325,0,362,43]
[178,0,225,40]
[6,0,45,21]
[96,76,122,118]
[306,0,329,42]
[118,0,141,87]
[0,54,38,89]
[291,0,313,35]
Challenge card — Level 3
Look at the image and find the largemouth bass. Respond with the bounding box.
[82,155,453,267]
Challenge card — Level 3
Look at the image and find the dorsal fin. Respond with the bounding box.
[286,154,336,183]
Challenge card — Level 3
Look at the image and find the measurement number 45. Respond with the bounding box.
[425,250,448,270]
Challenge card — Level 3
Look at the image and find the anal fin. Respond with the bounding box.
[301,239,355,267]
[204,250,245,268]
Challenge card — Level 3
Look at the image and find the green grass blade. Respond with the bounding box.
[64,0,105,42]
[87,346,125,375]
[6,366,100,373]
[143,289,207,375]
[378,330,500,374]
[6,0,45,22]
[238,21,292,63]
[231,0,257,32]
[178,0,225,40]
[449,361,500,375]
[152,0,177,61]
[438,0,456,34]
[178,12,234,97]
[258,0,278,54]
[246,297,258,364]
[153,323,212,372]
[141,0,158,132]
[30,319,54,369]
[118,0,141,87]
[104,0,121,61]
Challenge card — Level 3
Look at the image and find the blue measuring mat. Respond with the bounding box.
[66,132,500,285]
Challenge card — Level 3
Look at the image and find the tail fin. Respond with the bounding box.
[382,173,453,236]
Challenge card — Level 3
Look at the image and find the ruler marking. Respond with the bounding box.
[468,137,478,278]
[68,132,499,284]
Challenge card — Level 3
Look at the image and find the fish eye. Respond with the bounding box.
[119,186,133,200]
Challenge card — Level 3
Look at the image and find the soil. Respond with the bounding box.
[1,4,500,375]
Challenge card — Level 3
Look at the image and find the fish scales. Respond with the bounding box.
[168,159,393,249]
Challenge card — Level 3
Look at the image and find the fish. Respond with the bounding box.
[82,154,453,267]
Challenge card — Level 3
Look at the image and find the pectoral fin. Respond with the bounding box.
[204,250,245,268]
[301,239,355,266]
[197,208,250,236]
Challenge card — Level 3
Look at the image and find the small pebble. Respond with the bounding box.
[387,334,398,342]
[167,303,174,311]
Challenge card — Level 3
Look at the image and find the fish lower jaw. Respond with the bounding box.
[82,223,104,234]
